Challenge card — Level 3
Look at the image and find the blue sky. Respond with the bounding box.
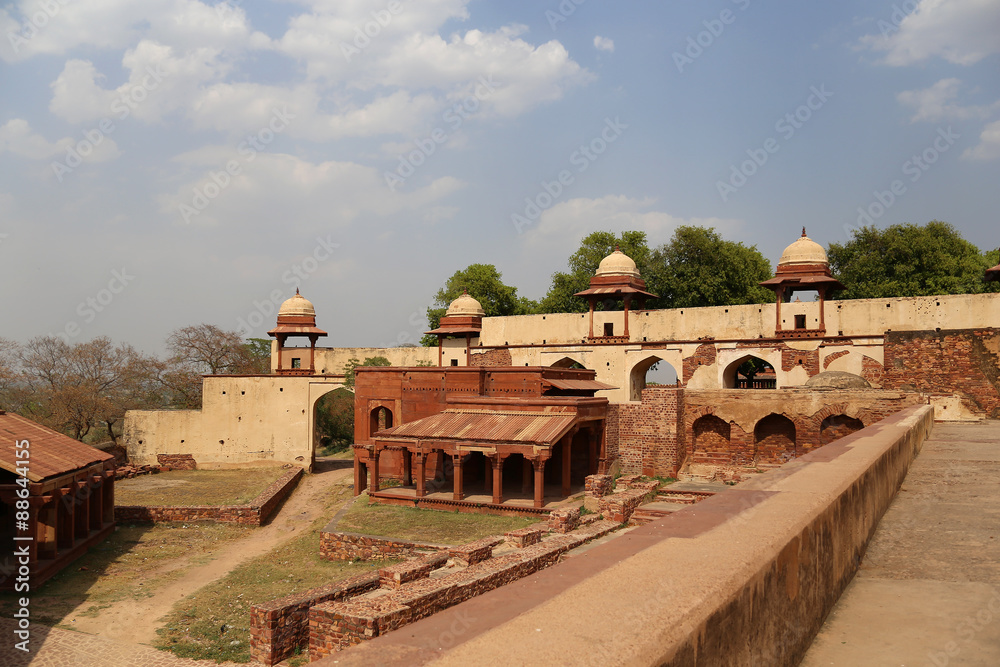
[1,0,998,354]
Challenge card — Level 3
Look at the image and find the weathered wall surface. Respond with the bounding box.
[124,375,345,467]
[608,387,925,478]
[274,345,437,375]
[467,293,999,401]
[478,293,1000,346]
[883,328,1000,420]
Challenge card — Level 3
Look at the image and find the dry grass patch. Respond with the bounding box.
[335,496,539,545]
[155,484,373,663]
[116,468,287,506]
[0,522,252,626]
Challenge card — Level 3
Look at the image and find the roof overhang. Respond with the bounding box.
[373,409,579,448]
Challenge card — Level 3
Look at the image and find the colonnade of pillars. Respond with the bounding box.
[366,425,603,509]
[1,468,115,570]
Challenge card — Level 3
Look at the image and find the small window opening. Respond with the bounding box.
[450,359,458,366]
[794,314,806,329]
[291,358,301,369]
[604,323,614,336]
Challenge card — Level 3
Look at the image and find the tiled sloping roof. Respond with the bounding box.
[376,409,576,446]
[544,378,617,391]
[0,412,113,482]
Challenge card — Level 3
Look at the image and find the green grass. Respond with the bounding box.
[115,468,287,507]
[335,496,539,545]
[0,522,252,625]
[155,484,381,663]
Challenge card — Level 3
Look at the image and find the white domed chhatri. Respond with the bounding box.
[778,228,829,267]
[278,289,316,318]
[446,292,485,317]
[596,247,640,278]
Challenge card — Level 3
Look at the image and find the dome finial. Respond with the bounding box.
[802,226,807,238]
[295,287,300,295]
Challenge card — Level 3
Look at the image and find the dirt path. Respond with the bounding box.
[68,461,353,645]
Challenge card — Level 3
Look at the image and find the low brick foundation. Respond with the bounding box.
[114,464,161,481]
[319,530,444,562]
[308,518,622,660]
[599,479,660,523]
[585,474,614,499]
[379,553,448,589]
[250,571,382,665]
[505,526,545,548]
[156,453,196,470]
[448,536,504,566]
[115,467,302,526]
[548,507,581,534]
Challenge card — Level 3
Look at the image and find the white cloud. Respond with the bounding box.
[593,36,614,53]
[962,119,1000,161]
[160,150,464,228]
[524,195,744,248]
[49,41,233,125]
[0,0,268,63]
[897,78,998,122]
[40,2,590,139]
[861,0,1000,66]
[0,118,120,163]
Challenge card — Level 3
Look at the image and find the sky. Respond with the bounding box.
[1,0,998,355]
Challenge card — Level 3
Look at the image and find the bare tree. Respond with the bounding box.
[166,324,248,374]
[161,325,271,408]
[17,336,162,443]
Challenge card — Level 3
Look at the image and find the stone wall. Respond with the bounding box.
[883,328,1000,419]
[115,467,301,526]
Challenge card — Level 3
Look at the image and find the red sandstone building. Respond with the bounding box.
[352,365,613,514]
[0,410,116,589]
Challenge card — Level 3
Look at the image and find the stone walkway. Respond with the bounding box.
[0,618,254,667]
[801,421,1000,666]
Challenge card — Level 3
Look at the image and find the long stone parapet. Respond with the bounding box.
[318,404,934,666]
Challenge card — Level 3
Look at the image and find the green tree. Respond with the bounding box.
[421,264,536,346]
[314,387,355,454]
[239,338,273,374]
[646,226,773,308]
[343,356,392,388]
[828,221,999,299]
[537,230,651,313]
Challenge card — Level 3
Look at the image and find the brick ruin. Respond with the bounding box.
[253,511,627,664]
[115,467,302,526]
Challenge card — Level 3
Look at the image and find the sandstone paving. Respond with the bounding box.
[801,421,1000,666]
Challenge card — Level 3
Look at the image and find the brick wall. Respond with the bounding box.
[607,387,683,477]
[308,519,621,660]
[781,346,820,377]
[682,394,923,472]
[319,531,444,561]
[469,348,513,366]
[823,350,850,369]
[115,467,301,526]
[683,343,717,383]
[883,329,1000,418]
[250,570,381,665]
[156,453,196,470]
